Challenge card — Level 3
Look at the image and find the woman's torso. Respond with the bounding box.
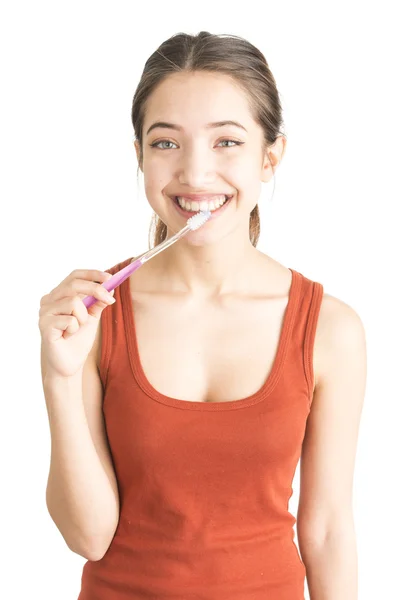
[78,252,326,599]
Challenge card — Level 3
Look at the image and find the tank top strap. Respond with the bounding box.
[287,269,324,409]
[99,257,133,391]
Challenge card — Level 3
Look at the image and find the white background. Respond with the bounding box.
[1,1,398,598]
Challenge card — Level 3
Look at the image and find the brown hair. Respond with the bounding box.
[131,31,286,249]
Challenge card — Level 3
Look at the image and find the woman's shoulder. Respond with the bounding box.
[91,256,136,373]
[313,287,365,391]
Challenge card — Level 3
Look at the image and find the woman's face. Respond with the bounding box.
[135,71,280,244]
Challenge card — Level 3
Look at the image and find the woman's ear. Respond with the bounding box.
[261,135,287,183]
[134,140,143,171]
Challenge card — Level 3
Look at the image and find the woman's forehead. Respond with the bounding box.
[143,75,254,134]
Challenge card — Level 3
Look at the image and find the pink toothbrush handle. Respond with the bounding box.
[82,257,144,309]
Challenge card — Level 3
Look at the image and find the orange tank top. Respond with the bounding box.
[78,257,324,600]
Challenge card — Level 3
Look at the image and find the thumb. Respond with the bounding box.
[87,287,115,320]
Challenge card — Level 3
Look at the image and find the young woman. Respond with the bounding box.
[39,31,366,600]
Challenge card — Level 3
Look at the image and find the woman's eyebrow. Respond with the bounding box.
[146,120,248,135]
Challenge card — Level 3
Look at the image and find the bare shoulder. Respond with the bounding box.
[313,291,367,390]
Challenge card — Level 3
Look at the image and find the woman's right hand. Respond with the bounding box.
[38,269,116,379]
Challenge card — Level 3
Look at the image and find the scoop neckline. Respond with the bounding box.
[121,259,301,411]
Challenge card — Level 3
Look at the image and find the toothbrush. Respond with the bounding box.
[82,210,212,309]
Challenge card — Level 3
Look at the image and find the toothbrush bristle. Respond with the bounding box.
[187,210,212,231]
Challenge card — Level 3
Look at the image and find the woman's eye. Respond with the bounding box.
[149,139,244,150]
[217,139,243,148]
[150,140,178,150]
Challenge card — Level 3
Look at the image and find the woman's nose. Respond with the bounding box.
[177,146,216,187]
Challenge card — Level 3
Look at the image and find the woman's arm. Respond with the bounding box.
[42,337,120,561]
[297,294,367,599]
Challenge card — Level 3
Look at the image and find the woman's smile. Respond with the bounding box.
[170,193,234,219]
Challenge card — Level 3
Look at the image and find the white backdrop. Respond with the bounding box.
[1,1,398,598]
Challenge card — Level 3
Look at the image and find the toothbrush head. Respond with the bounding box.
[187,210,212,231]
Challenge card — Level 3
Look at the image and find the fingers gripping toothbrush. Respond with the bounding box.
[82,210,212,309]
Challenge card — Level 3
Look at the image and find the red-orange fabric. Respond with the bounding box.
[78,257,324,599]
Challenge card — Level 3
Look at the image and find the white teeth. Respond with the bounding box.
[176,195,229,212]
